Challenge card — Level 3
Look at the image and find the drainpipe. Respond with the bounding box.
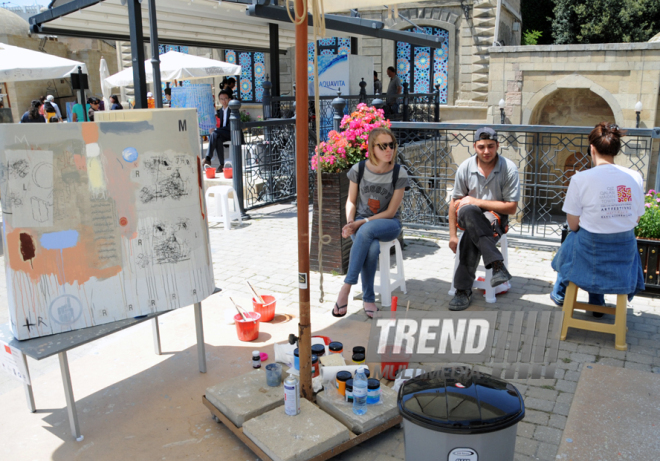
[493,0,503,46]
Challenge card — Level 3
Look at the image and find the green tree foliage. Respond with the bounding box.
[521,0,554,45]
[552,0,660,44]
[523,30,544,45]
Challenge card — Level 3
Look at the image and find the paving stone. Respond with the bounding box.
[553,402,571,416]
[624,361,652,372]
[563,370,581,381]
[516,421,535,438]
[548,414,567,430]
[577,344,600,355]
[598,357,624,368]
[556,392,574,404]
[523,397,555,412]
[536,442,559,461]
[555,379,577,393]
[626,351,654,365]
[523,409,550,425]
[533,425,562,445]
[598,347,627,360]
[316,384,399,434]
[243,399,350,461]
[569,352,596,363]
[514,437,538,456]
[525,387,558,401]
[206,370,284,427]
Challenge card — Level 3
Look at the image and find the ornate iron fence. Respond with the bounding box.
[391,123,660,241]
[240,119,297,211]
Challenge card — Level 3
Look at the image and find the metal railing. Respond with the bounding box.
[391,122,660,241]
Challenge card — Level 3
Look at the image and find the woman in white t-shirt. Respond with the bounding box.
[550,123,645,310]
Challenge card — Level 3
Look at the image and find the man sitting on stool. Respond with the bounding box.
[204,90,232,173]
[448,127,520,311]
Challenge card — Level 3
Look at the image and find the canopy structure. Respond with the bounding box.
[105,51,241,88]
[0,43,87,83]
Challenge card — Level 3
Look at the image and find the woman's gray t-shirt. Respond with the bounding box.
[347,162,410,219]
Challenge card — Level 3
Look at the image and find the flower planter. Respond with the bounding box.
[637,238,660,295]
[310,170,352,275]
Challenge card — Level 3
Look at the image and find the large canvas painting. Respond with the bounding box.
[170,84,216,134]
[0,109,215,340]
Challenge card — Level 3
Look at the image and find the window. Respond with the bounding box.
[396,27,449,103]
[225,50,266,103]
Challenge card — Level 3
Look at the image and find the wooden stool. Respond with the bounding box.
[560,282,628,351]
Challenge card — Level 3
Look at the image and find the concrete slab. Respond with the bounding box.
[556,364,660,460]
[243,399,350,461]
[206,369,284,427]
[316,383,399,434]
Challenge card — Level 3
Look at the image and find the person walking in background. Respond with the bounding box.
[374,71,382,95]
[331,127,410,319]
[46,95,62,118]
[385,66,402,116]
[110,95,123,110]
[550,123,645,311]
[20,100,46,123]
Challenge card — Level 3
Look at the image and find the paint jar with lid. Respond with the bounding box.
[367,379,381,404]
[345,378,354,402]
[336,371,352,396]
[352,346,365,356]
[311,355,320,378]
[352,353,365,365]
[329,342,343,354]
[293,348,300,370]
[252,350,261,369]
[311,344,326,357]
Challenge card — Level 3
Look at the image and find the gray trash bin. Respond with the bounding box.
[397,368,525,461]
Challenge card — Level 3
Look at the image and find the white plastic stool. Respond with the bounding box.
[374,239,407,308]
[205,185,242,231]
[448,233,510,303]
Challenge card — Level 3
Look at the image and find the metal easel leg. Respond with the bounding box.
[194,302,206,373]
[22,354,36,413]
[58,351,82,441]
[152,318,162,355]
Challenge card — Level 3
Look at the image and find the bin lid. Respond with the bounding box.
[397,369,525,434]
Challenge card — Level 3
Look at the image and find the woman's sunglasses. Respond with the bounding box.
[376,142,396,151]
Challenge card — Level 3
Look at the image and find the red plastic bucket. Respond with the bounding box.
[312,335,332,346]
[252,295,276,322]
[224,167,233,179]
[234,312,261,341]
[205,167,216,179]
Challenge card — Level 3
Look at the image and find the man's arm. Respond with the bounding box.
[448,198,459,253]
[454,196,517,215]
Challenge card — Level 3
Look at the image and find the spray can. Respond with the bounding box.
[283,375,300,416]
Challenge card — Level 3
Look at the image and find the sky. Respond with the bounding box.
[1,0,47,7]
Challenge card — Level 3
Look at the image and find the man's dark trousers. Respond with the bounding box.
[206,127,230,170]
[454,204,506,291]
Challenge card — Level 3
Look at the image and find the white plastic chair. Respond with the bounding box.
[374,239,407,308]
[205,185,242,231]
[448,233,510,303]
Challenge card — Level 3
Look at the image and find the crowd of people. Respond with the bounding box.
[19,93,125,124]
[332,123,645,317]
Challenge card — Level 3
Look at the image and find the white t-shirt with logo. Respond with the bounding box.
[563,164,645,234]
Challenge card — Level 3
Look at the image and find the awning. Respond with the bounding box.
[0,42,87,82]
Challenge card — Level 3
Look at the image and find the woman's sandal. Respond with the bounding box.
[332,303,348,318]
[363,303,379,319]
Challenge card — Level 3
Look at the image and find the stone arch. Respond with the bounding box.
[382,14,458,105]
[522,75,624,126]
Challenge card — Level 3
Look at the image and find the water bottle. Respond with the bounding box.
[352,367,368,415]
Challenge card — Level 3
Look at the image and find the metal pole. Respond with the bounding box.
[269,23,281,98]
[434,83,440,122]
[229,100,249,218]
[58,351,82,440]
[332,93,346,132]
[77,66,87,122]
[152,318,162,355]
[402,82,409,121]
[295,0,312,401]
[147,0,163,109]
[194,302,207,373]
[127,0,147,109]
[262,78,272,120]
[22,354,35,413]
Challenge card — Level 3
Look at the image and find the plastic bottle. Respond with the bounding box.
[352,367,368,415]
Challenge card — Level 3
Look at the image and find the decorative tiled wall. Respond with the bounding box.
[308,37,351,81]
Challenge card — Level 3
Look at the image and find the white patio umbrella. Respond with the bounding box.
[99,56,112,111]
[104,51,241,88]
[0,43,87,82]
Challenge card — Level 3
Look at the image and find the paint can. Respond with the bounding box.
[336,371,352,396]
[352,346,365,355]
[311,355,320,378]
[311,344,326,357]
[329,341,343,354]
[283,375,300,416]
[345,378,354,403]
[367,378,381,404]
[352,353,365,365]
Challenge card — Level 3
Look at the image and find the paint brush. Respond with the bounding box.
[406,301,410,313]
[229,297,248,322]
[247,281,265,304]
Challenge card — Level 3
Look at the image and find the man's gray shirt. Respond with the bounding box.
[386,75,402,104]
[451,154,521,207]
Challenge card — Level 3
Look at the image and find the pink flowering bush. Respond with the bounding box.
[636,189,660,239]
[311,104,391,173]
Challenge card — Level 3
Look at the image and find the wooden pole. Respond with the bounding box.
[295,0,313,401]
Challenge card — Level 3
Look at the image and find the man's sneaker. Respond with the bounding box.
[490,260,512,287]
[202,158,212,168]
[449,289,472,311]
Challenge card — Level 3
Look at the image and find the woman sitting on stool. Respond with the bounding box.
[332,127,410,319]
[550,122,645,313]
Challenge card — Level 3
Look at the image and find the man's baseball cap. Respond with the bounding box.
[474,127,498,142]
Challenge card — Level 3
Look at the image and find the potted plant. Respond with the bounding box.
[635,189,660,293]
[310,103,390,274]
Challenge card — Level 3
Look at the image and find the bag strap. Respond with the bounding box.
[391,163,400,190]
[357,160,366,192]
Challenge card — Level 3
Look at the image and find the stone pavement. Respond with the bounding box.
[1,201,660,460]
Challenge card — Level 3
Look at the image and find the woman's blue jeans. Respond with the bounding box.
[551,272,605,306]
[344,218,402,303]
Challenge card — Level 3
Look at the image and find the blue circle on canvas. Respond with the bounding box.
[122,147,138,162]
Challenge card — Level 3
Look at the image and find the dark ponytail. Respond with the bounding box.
[588,122,626,157]
[28,100,41,120]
